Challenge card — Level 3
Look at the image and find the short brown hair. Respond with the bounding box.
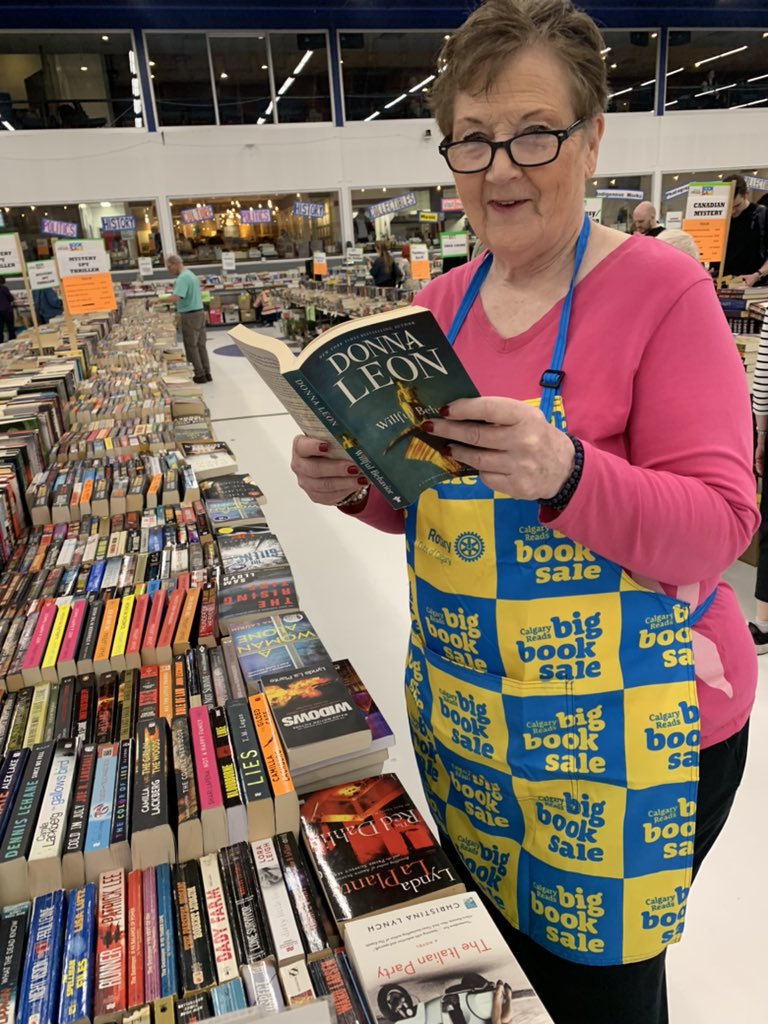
[429,0,608,137]
[723,174,747,197]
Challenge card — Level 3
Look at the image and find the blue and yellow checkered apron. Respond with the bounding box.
[404,216,712,965]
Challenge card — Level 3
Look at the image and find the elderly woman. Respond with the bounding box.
[290,2,758,1020]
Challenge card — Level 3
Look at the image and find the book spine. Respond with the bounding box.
[208,648,229,707]
[157,664,173,726]
[175,994,211,1024]
[130,718,173,864]
[199,852,239,984]
[308,952,364,1024]
[109,739,133,856]
[140,591,166,666]
[221,842,273,965]
[52,677,76,742]
[156,862,178,999]
[155,588,185,662]
[115,670,138,742]
[73,674,96,744]
[57,598,87,679]
[221,639,246,701]
[225,698,272,826]
[27,738,78,868]
[111,595,135,665]
[77,599,104,674]
[170,715,200,833]
[41,603,71,680]
[275,830,328,957]
[172,860,216,997]
[93,869,127,1022]
[59,883,97,1024]
[142,866,161,1003]
[136,666,159,723]
[5,687,32,750]
[248,693,298,836]
[250,837,303,965]
[172,656,189,719]
[334,950,375,1024]
[83,741,120,879]
[279,960,315,1006]
[195,648,215,710]
[0,743,54,883]
[94,672,117,745]
[42,683,59,743]
[210,978,247,1016]
[20,601,57,684]
[0,695,18,758]
[126,869,145,1010]
[93,598,121,673]
[0,750,30,850]
[17,889,66,1024]
[210,706,243,814]
[62,744,97,885]
[0,901,30,1024]
[188,708,224,814]
[23,684,51,748]
[124,593,149,671]
[239,961,283,1013]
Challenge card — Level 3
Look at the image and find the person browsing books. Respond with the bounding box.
[631,201,663,237]
[161,255,212,384]
[290,3,758,1021]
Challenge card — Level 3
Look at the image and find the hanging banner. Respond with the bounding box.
[596,189,644,200]
[27,260,60,290]
[222,252,237,273]
[664,183,690,201]
[100,215,136,233]
[293,201,325,220]
[40,218,79,238]
[312,252,328,276]
[584,197,603,223]
[366,192,417,220]
[419,211,439,224]
[683,181,734,266]
[441,197,464,212]
[138,257,154,277]
[0,234,23,275]
[745,175,768,193]
[240,208,273,225]
[410,243,430,281]
[181,205,215,224]
[440,231,469,258]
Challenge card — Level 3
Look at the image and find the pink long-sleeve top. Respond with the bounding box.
[349,234,760,748]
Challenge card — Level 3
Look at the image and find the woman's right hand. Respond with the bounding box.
[290,435,368,506]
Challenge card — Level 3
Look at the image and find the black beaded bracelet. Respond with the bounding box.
[540,435,584,513]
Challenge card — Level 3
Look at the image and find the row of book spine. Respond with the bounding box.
[0,837,371,1024]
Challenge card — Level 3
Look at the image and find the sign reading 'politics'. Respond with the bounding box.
[40,218,79,238]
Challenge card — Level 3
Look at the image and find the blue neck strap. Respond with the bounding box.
[446,213,592,422]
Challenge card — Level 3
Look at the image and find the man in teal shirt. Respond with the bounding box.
[165,255,211,382]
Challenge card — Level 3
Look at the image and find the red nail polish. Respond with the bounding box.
[357,476,368,485]
[438,405,451,417]
[422,420,434,433]
[318,442,330,453]
[347,464,359,475]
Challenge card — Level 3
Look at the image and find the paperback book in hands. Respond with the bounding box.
[230,306,480,508]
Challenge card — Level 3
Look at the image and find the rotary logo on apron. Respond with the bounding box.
[403,217,709,966]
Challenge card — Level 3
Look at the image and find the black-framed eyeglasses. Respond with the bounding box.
[438,119,585,173]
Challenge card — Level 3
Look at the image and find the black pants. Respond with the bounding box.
[0,309,15,341]
[755,483,768,602]
[441,720,749,1024]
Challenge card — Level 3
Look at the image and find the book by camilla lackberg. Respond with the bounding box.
[299,774,464,935]
[230,307,480,509]
[344,891,552,1024]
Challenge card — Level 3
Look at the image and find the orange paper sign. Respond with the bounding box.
[681,218,729,263]
[61,272,116,314]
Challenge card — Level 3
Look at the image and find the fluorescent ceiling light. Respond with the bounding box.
[384,93,407,109]
[257,117,266,125]
[364,111,381,121]
[102,35,109,41]
[695,45,747,68]
[1,120,15,131]
[409,75,435,92]
[665,100,679,107]
[292,50,313,76]
[608,87,633,99]
[265,102,273,115]
[644,67,684,85]
[732,97,768,109]
[277,76,295,96]
[747,72,768,83]
[694,82,737,98]
[600,47,611,55]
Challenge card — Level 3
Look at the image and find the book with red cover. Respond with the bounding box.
[125,593,150,671]
[141,590,167,666]
[155,587,185,665]
[299,775,464,934]
[126,868,145,1010]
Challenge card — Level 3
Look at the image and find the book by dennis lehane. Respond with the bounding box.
[230,307,480,508]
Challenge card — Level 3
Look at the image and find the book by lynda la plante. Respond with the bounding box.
[230,306,480,508]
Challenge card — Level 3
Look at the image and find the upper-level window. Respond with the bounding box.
[602,30,659,113]
[0,31,139,130]
[664,30,768,111]
[339,30,446,122]
[145,31,332,127]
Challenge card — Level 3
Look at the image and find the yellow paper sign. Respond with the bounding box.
[61,272,117,314]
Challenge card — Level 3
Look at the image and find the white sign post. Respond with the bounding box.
[440,232,469,258]
[221,252,236,274]
[138,257,154,278]
[27,260,60,291]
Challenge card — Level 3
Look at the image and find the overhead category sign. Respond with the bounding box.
[745,175,768,192]
[366,191,418,220]
[664,184,690,201]
[40,218,78,238]
[181,205,215,224]
[293,201,325,219]
[441,197,464,212]
[596,189,644,200]
[100,215,136,233]
[240,208,272,224]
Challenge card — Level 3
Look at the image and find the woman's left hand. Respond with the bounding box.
[428,397,576,501]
